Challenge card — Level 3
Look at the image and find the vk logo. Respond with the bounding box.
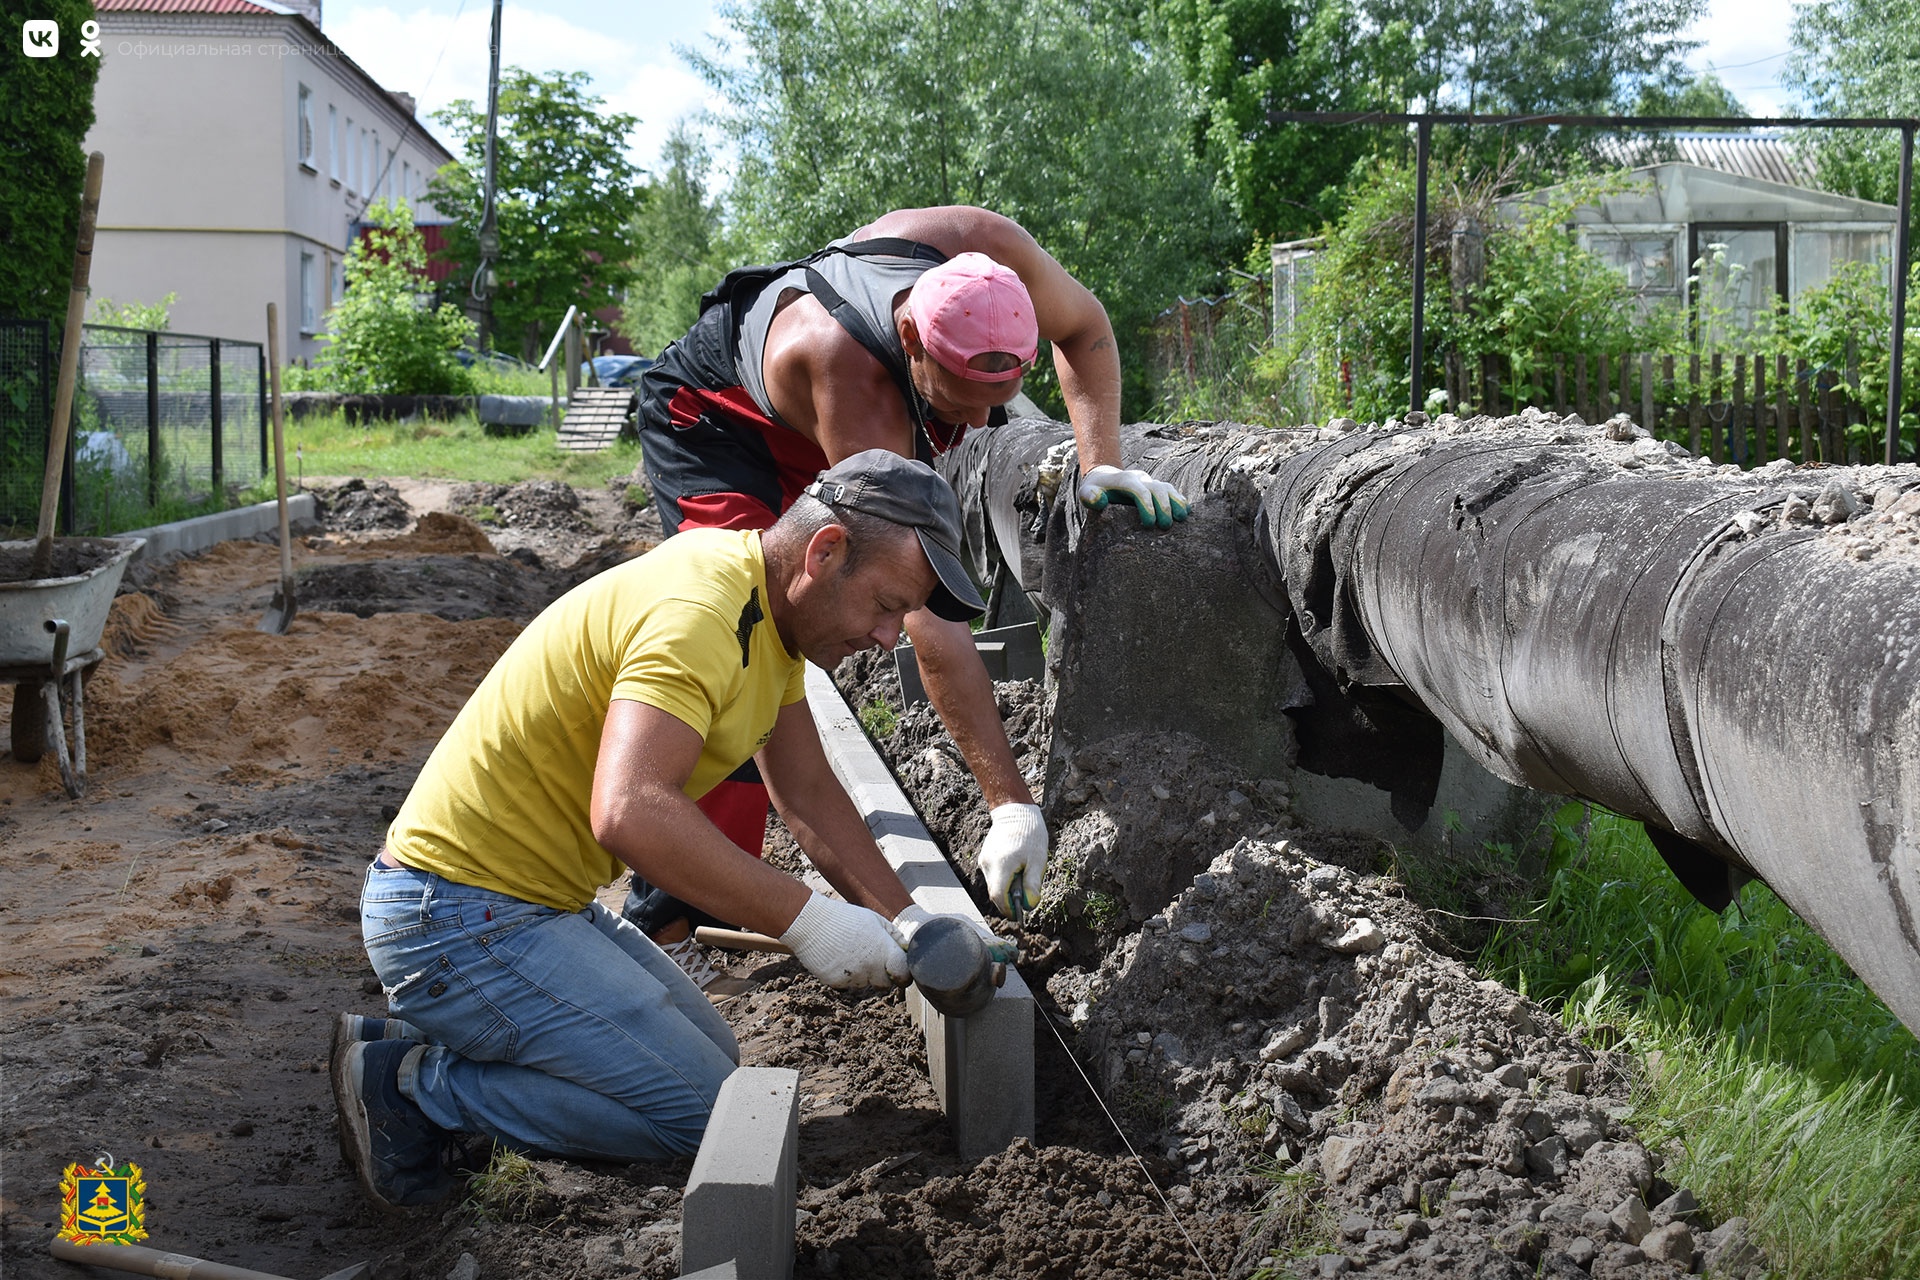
[23,19,58,56]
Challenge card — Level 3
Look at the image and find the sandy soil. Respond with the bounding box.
[0,473,1766,1280]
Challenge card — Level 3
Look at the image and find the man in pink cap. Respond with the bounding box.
[629,204,1187,981]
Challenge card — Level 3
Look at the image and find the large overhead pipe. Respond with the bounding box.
[943,412,1920,1033]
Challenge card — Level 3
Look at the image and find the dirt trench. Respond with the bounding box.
[0,475,1764,1280]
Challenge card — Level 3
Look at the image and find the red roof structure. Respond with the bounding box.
[95,0,285,12]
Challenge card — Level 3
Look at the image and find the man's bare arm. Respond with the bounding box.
[758,697,915,918]
[591,699,810,936]
[902,608,1034,812]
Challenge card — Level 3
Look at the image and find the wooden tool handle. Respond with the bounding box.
[48,1236,301,1280]
[265,303,290,579]
[694,926,792,955]
[36,151,107,550]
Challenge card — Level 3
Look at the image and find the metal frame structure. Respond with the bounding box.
[1268,111,1919,464]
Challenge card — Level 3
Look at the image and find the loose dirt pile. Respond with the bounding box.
[1,474,1766,1280]
[836,650,1770,1280]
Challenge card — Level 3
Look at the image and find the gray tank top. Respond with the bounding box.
[735,236,937,428]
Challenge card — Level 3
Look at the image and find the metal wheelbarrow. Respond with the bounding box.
[1,536,144,797]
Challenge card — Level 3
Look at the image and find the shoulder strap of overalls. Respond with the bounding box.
[801,240,949,460]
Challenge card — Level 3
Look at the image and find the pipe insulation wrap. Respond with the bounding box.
[950,417,1920,1034]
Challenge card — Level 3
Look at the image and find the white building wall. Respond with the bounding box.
[86,11,455,363]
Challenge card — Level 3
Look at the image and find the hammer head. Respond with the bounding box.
[905,915,1004,1018]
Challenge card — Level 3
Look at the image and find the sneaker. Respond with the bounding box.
[330,1038,453,1209]
[659,935,723,991]
[330,1012,423,1063]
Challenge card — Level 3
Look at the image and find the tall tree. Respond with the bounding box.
[621,124,734,357]
[692,0,1242,413]
[0,0,101,329]
[1155,0,1709,241]
[1633,70,1746,120]
[1150,0,1399,241]
[429,69,642,361]
[1786,0,1920,206]
[1368,0,1706,117]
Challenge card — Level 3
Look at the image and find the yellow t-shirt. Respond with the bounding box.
[387,528,807,910]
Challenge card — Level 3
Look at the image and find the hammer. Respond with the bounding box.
[697,915,1008,1017]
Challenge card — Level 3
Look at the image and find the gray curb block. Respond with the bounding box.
[804,665,1036,1161]
[683,1067,799,1280]
[120,495,318,562]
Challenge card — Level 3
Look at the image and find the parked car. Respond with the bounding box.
[584,354,653,388]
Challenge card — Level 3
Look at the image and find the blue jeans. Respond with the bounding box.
[360,862,739,1161]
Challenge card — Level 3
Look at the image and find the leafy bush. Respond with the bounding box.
[0,0,100,329]
[297,200,477,395]
[89,292,177,332]
[1259,160,1669,423]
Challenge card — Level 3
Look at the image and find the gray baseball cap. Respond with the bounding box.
[803,449,986,623]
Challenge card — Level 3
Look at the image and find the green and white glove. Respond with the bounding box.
[1076,464,1191,529]
[780,893,910,990]
[978,802,1048,921]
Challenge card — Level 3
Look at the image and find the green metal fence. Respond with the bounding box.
[0,321,266,537]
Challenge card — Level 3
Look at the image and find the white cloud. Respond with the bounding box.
[1681,0,1800,116]
[323,1,730,171]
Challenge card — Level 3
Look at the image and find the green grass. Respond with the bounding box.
[467,362,560,396]
[287,409,640,488]
[466,1148,547,1222]
[1481,806,1920,1280]
[857,697,899,738]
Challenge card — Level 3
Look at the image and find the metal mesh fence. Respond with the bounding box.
[1147,273,1276,423]
[0,322,265,537]
[0,320,54,533]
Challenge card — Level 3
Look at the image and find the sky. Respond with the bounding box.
[322,0,731,173]
[1680,0,1799,118]
[321,0,1804,176]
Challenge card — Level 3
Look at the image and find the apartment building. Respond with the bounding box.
[86,0,457,361]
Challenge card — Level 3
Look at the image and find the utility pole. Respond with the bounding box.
[468,0,504,351]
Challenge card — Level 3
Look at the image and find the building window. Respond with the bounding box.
[297,84,315,169]
[359,127,369,193]
[371,130,382,197]
[328,105,340,181]
[401,160,410,204]
[1584,232,1682,296]
[300,251,317,333]
[334,258,347,306]
[386,149,396,199]
[344,117,355,190]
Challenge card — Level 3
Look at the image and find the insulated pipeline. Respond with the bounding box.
[949,417,1920,1034]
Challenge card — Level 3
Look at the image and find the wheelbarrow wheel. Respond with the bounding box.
[11,681,47,764]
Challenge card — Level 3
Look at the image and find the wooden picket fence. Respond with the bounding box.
[1444,351,1875,467]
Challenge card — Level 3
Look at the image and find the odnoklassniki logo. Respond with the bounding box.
[58,1155,147,1245]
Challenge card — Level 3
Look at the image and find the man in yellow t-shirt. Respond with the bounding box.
[329,450,986,1209]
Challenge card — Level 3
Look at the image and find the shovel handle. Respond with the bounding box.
[48,1236,302,1280]
[265,303,291,581]
[35,151,106,553]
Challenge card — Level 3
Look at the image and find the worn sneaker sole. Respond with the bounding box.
[330,1040,389,1210]
[330,1011,408,1173]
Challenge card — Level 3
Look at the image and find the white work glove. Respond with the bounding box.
[978,802,1048,921]
[1076,464,1191,529]
[779,893,911,990]
[893,903,1002,952]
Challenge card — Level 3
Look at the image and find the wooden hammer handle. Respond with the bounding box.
[694,926,792,955]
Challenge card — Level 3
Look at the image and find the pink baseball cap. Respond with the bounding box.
[907,252,1040,383]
